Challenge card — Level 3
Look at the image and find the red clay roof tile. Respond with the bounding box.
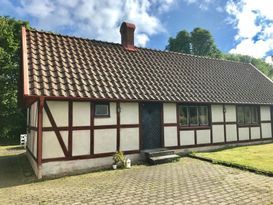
[23,28,273,104]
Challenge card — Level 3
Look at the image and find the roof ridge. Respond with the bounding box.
[26,27,123,47]
[26,27,250,66]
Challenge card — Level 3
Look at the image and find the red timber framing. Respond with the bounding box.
[116,102,121,151]
[37,97,44,165]
[28,100,140,163]
[26,96,273,163]
[44,101,69,157]
[163,103,272,149]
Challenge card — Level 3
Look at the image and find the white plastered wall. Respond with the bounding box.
[73,102,90,126]
[29,130,37,158]
[239,127,249,141]
[30,102,38,127]
[27,102,38,157]
[120,102,139,124]
[260,106,271,121]
[261,123,272,138]
[251,127,260,139]
[120,128,139,151]
[196,129,210,144]
[164,127,178,147]
[43,101,68,127]
[41,153,141,177]
[72,130,90,156]
[42,131,68,159]
[163,103,176,123]
[94,129,117,154]
[180,130,195,146]
[225,105,236,122]
[211,105,224,122]
[163,103,177,147]
[212,125,224,143]
[260,106,272,139]
[226,124,237,142]
[94,102,116,125]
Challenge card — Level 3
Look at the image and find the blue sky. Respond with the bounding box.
[1,0,273,63]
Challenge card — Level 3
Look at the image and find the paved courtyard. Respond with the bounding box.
[1,155,273,205]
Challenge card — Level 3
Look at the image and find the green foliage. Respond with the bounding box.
[0,16,29,144]
[166,30,191,54]
[190,28,221,58]
[166,27,221,58]
[166,27,273,79]
[113,151,126,168]
[222,53,273,79]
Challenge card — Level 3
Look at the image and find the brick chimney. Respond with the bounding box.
[120,22,137,51]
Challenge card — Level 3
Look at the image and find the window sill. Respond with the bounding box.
[237,124,260,127]
[94,115,110,118]
[179,126,211,130]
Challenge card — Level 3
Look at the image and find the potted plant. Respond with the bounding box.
[112,151,126,169]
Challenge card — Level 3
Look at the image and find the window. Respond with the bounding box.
[237,105,259,125]
[94,103,110,117]
[178,105,209,127]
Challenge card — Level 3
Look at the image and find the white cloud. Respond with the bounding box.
[265,56,273,65]
[5,0,175,47]
[183,0,214,11]
[226,0,273,60]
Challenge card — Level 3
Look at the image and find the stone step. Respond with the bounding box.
[149,154,180,165]
[145,150,175,158]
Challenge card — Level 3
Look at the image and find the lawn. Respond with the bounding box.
[192,143,273,174]
[0,145,35,188]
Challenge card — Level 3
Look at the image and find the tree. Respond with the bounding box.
[166,27,221,58]
[191,28,221,58]
[166,30,191,54]
[166,27,273,79]
[222,53,273,79]
[0,16,29,144]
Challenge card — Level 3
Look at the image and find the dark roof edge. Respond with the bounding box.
[26,27,252,66]
[23,94,273,106]
[249,63,273,84]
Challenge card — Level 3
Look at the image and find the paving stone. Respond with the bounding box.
[1,158,273,204]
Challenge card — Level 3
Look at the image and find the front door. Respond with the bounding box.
[141,103,162,150]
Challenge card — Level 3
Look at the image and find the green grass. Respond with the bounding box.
[193,143,273,174]
[0,145,24,156]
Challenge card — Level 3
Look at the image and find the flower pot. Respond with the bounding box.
[125,158,131,169]
[112,164,117,170]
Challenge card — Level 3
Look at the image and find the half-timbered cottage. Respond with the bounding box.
[21,22,273,178]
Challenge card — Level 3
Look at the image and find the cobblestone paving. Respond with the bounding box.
[1,158,273,205]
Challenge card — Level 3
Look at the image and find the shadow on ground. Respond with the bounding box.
[0,148,36,188]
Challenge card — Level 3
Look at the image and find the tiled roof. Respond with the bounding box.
[23,28,273,104]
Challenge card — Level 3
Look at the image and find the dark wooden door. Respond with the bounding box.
[141,103,162,150]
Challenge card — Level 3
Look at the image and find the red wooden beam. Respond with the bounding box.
[116,102,120,151]
[21,26,29,96]
[37,96,44,166]
[90,102,94,155]
[68,101,73,157]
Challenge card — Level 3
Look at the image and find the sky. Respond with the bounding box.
[1,0,273,63]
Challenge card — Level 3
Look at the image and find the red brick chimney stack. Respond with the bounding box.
[120,22,137,51]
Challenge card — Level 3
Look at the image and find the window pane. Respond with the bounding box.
[95,104,109,116]
[189,106,198,126]
[179,106,188,126]
[199,106,208,125]
[244,106,251,124]
[237,106,244,124]
[251,106,258,124]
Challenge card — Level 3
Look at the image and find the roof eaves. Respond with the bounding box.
[21,26,29,96]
